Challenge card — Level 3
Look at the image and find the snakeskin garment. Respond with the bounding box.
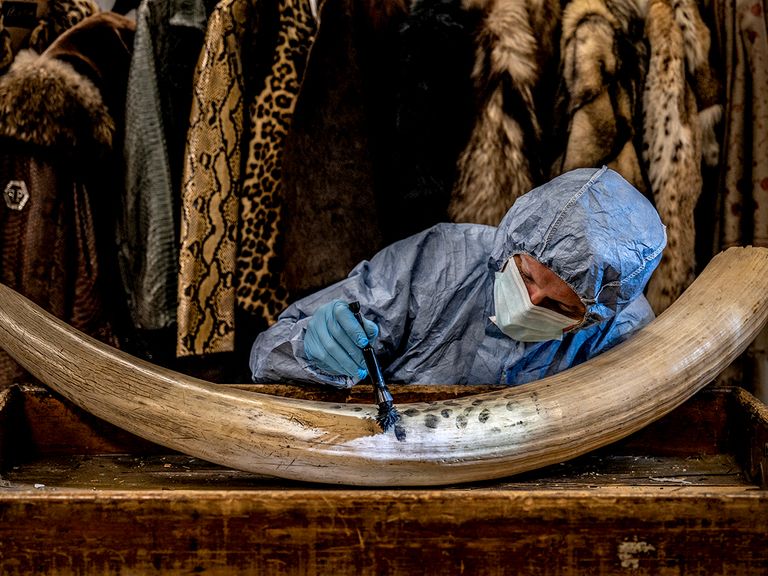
[177,0,315,356]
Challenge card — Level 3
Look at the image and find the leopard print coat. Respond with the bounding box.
[236,0,315,325]
[177,0,315,357]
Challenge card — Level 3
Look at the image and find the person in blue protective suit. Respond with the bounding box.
[250,166,667,386]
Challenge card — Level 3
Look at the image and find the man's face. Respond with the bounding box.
[512,254,586,325]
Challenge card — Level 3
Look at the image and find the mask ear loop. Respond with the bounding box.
[590,231,668,311]
[563,315,586,334]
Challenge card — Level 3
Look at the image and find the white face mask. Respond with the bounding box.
[491,260,577,342]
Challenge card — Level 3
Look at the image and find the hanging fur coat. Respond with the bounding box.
[641,0,721,313]
[709,0,768,397]
[549,0,648,192]
[0,12,135,388]
[390,0,481,236]
[0,0,100,76]
[235,0,316,327]
[28,0,100,53]
[0,0,13,74]
[280,0,409,298]
[547,0,720,314]
[447,0,561,225]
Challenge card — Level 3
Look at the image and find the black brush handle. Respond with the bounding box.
[348,301,399,432]
[348,302,387,390]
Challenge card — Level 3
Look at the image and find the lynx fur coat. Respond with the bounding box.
[641,0,721,312]
[555,0,721,312]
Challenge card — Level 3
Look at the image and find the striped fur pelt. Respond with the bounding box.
[448,0,560,225]
[550,0,648,192]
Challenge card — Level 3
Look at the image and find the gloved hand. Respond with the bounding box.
[304,300,379,380]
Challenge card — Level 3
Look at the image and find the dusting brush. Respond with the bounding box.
[348,301,400,432]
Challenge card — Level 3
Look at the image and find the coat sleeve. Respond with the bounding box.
[249,226,450,387]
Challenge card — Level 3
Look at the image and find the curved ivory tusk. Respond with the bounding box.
[0,247,767,486]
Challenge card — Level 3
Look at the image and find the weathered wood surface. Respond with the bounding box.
[0,489,765,575]
[730,386,768,488]
[0,247,767,485]
[2,452,752,490]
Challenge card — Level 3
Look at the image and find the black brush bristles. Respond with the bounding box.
[377,402,401,432]
[348,301,401,433]
[372,378,401,432]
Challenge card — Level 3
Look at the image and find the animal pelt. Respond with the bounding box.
[28,0,100,54]
[0,50,113,160]
[642,0,720,313]
[447,0,560,226]
[44,12,136,131]
[0,13,135,389]
[0,12,134,157]
[0,0,12,75]
[390,0,482,235]
[549,0,648,192]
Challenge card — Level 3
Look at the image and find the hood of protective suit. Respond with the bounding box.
[489,166,667,327]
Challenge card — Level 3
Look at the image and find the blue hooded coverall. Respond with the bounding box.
[250,166,667,386]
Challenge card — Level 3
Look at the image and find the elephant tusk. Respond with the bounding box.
[0,246,766,486]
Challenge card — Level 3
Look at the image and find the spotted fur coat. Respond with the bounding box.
[641,0,721,312]
[177,0,316,358]
[548,0,720,313]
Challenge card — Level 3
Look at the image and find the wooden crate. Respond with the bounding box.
[0,381,766,575]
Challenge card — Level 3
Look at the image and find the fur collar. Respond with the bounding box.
[0,49,113,154]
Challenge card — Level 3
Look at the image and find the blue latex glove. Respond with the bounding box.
[304,300,379,380]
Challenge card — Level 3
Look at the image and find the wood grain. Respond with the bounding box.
[0,490,765,575]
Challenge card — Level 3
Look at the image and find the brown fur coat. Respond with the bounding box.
[551,0,647,191]
[448,0,560,225]
[547,0,720,313]
[0,13,135,388]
